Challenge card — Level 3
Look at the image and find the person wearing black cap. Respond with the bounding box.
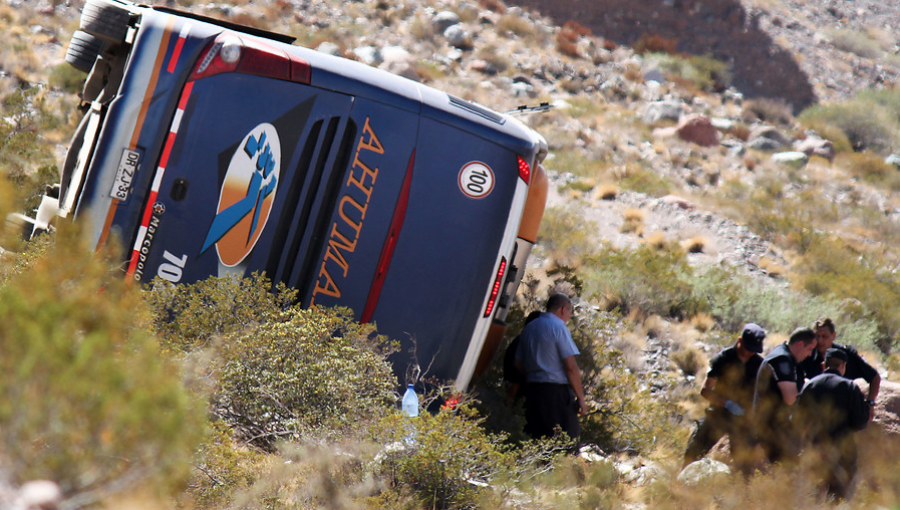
[795,348,871,500]
[752,326,818,464]
[682,323,765,472]
[800,317,880,420]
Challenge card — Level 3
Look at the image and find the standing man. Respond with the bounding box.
[752,326,818,463]
[796,348,870,500]
[515,293,588,441]
[683,323,765,473]
[800,317,880,419]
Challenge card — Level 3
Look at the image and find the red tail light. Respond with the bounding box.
[484,257,507,317]
[191,35,311,83]
[517,156,531,184]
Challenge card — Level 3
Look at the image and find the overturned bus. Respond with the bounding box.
[15,0,548,390]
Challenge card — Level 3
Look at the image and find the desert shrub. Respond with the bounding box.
[741,97,795,125]
[49,62,86,94]
[496,13,535,38]
[145,272,297,352]
[643,52,731,92]
[0,225,205,501]
[570,309,679,452]
[795,236,900,350]
[185,420,265,510]
[826,27,882,59]
[369,407,508,509]
[686,265,881,352]
[0,87,60,211]
[798,90,900,155]
[671,345,706,376]
[581,244,704,320]
[615,163,671,197]
[535,205,597,266]
[634,34,678,55]
[835,147,900,190]
[213,306,396,449]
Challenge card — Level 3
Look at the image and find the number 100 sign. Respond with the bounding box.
[458,161,495,199]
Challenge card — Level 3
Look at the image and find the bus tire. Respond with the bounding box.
[80,0,130,45]
[65,31,104,73]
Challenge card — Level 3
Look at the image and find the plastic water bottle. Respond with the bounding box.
[402,383,419,417]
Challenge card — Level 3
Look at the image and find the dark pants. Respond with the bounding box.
[684,407,755,473]
[523,382,579,441]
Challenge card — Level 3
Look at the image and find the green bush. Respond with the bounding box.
[145,272,297,352]
[535,205,598,266]
[798,90,900,155]
[581,244,704,320]
[826,27,883,59]
[0,225,205,499]
[213,306,397,449]
[643,52,731,92]
[369,407,509,509]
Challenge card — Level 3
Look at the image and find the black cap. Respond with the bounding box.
[740,323,765,353]
[825,347,848,363]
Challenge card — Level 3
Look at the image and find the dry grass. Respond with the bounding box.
[681,236,707,254]
[620,208,647,234]
[757,255,786,277]
[643,230,668,251]
[689,313,716,333]
[594,182,619,200]
[496,14,535,38]
[671,344,707,376]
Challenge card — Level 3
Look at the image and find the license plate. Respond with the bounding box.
[110,148,141,200]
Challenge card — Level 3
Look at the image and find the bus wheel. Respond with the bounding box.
[80,0,130,46]
[65,31,104,73]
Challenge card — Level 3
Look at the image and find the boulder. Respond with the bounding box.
[873,379,900,436]
[444,25,473,49]
[378,46,420,82]
[795,136,836,162]
[771,151,809,168]
[678,458,731,486]
[885,154,900,169]
[676,114,719,147]
[431,11,460,32]
[643,100,684,124]
[749,124,791,148]
[315,41,341,57]
[747,136,783,151]
[352,45,382,66]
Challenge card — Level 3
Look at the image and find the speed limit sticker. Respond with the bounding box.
[458,162,495,199]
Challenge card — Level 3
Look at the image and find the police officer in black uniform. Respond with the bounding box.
[796,348,871,500]
[799,317,880,419]
[752,326,817,464]
[683,323,765,473]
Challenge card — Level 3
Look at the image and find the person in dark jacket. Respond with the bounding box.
[799,317,880,420]
[796,348,871,500]
[683,323,765,474]
[752,326,817,464]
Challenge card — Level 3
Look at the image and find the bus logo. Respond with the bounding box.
[200,122,281,266]
[458,161,494,199]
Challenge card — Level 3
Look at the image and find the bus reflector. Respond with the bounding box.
[484,257,507,317]
[517,156,531,184]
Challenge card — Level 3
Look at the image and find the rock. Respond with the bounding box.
[315,41,341,57]
[747,136,783,151]
[771,151,809,168]
[678,458,731,486]
[660,195,695,210]
[795,136,836,162]
[643,67,666,84]
[721,139,746,157]
[379,46,420,82]
[711,117,734,131]
[443,25,473,49]
[352,45,382,66]
[885,154,900,169]
[15,481,62,510]
[431,11,460,32]
[467,59,497,75]
[873,380,900,436]
[616,459,664,486]
[749,124,792,148]
[676,114,719,147]
[643,100,684,124]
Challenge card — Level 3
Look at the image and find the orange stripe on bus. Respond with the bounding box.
[98,19,177,251]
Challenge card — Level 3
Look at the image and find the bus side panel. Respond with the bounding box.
[131,74,353,284]
[302,99,421,316]
[370,117,521,382]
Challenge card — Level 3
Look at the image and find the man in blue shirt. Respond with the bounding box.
[515,293,588,440]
